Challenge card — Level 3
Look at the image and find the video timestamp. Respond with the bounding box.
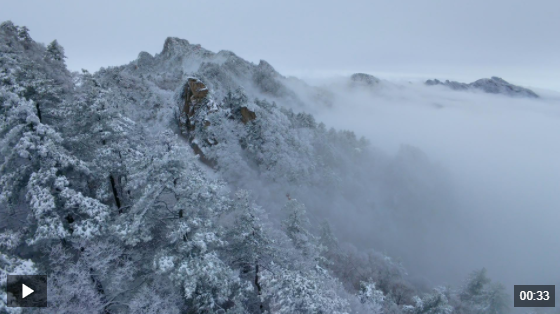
[514,285,555,307]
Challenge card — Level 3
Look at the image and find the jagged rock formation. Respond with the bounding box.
[426,76,539,98]
[177,76,256,165]
[181,77,209,131]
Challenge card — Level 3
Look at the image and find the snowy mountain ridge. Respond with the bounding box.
[425,76,539,98]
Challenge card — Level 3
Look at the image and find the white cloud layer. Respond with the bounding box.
[312,79,560,300]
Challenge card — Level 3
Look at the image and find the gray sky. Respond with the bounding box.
[2,0,560,90]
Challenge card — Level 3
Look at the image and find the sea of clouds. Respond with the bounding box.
[308,77,560,301]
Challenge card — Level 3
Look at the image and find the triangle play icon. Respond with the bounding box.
[22,284,34,299]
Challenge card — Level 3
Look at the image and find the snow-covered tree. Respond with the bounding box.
[45,40,65,62]
[282,199,319,260]
[0,83,109,243]
[128,278,183,314]
[46,244,106,314]
[0,230,36,314]
[457,268,509,314]
[261,266,350,314]
[403,287,453,314]
[17,26,31,42]
[222,191,277,312]
[357,281,385,314]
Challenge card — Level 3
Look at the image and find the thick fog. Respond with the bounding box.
[307,79,560,305]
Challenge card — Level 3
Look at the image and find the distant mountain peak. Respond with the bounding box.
[350,73,380,86]
[162,37,190,54]
[257,59,278,75]
[426,76,539,98]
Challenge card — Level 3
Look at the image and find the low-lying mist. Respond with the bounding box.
[308,78,560,301]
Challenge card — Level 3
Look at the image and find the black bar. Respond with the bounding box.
[514,285,555,307]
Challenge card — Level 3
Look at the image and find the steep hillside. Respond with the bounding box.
[0,21,508,314]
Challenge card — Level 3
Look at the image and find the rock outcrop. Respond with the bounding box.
[181,77,209,131]
[178,77,257,167]
[426,76,539,98]
[240,107,256,124]
[187,77,209,100]
[136,51,154,67]
[162,37,191,57]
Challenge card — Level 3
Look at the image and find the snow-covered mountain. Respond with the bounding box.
[0,21,510,314]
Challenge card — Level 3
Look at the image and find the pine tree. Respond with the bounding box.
[0,83,109,243]
[261,266,350,314]
[458,268,509,314]
[17,26,31,43]
[358,281,385,314]
[46,39,66,62]
[403,287,453,314]
[223,190,276,312]
[282,199,318,259]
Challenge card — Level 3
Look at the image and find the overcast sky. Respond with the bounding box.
[2,0,559,90]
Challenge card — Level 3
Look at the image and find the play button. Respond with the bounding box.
[22,283,34,299]
[6,275,47,307]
